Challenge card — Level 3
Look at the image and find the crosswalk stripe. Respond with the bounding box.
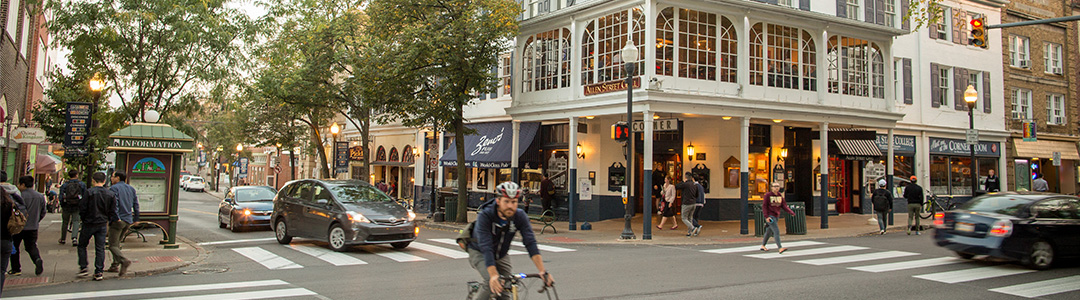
[700,241,826,254]
[913,265,1035,283]
[794,251,919,266]
[361,245,429,262]
[428,238,527,255]
[1,280,289,300]
[511,241,576,252]
[410,242,470,259]
[233,247,303,270]
[197,238,277,246]
[287,244,367,266]
[744,245,868,259]
[988,275,1080,298]
[848,257,965,273]
[142,288,317,300]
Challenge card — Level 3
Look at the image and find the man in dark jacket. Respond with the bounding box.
[674,172,699,237]
[984,169,1000,192]
[539,174,554,213]
[466,182,552,300]
[903,176,925,235]
[9,176,46,276]
[107,172,139,276]
[77,172,117,281]
[59,170,86,246]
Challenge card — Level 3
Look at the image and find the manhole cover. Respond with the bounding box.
[183,268,229,275]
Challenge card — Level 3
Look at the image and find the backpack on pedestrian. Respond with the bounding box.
[63,181,83,206]
[872,189,890,212]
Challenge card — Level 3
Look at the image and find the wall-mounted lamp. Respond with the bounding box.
[576,143,585,159]
[781,148,788,158]
[686,142,696,160]
[772,119,783,123]
[585,116,595,119]
[412,147,420,157]
[653,114,660,119]
[722,116,732,120]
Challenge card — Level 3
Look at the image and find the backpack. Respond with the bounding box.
[455,198,499,250]
[7,203,27,235]
[63,181,83,206]
[872,189,890,212]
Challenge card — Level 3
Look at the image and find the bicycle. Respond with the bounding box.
[467,272,558,300]
[919,193,958,219]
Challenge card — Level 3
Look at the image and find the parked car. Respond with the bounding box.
[185,177,206,192]
[933,192,1080,269]
[272,179,418,251]
[180,175,192,189]
[219,186,277,232]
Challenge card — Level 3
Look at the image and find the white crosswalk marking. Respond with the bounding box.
[233,247,303,270]
[795,251,919,266]
[410,242,470,259]
[361,245,429,262]
[429,238,528,255]
[700,241,826,254]
[848,257,965,273]
[913,265,1035,283]
[1,280,292,300]
[512,241,576,252]
[989,275,1080,298]
[142,288,317,300]
[287,244,367,266]
[744,245,868,259]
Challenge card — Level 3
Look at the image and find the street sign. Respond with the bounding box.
[12,127,46,144]
[238,157,249,178]
[65,102,93,147]
[1053,152,1062,166]
[965,129,979,145]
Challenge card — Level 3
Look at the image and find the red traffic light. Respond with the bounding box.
[970,18,983,29]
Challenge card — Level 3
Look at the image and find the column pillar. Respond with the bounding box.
[437,131,445,187]
[740,117,750,235]
[568,117,578,231]
[512,121,521,183]
[820,122,830,229]
[887,129,895,225]
[643,110,653,240]
[818,29,829,104]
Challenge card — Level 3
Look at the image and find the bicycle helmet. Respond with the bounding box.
[494,181,524,199]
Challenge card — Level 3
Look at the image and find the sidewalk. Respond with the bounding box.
[419,211,928,245]
[3,211,206,290]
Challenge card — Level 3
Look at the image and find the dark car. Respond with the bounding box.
[219,186,277,232]
[272,179,418,251]
[933,192,1080,269]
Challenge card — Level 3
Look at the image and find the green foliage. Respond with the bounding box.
[903,0,944,31]
[31,71,127,176]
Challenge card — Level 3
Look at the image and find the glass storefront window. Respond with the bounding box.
[496,169,512,184]
[951,157,973,196]
[931,155,998,195]
[749,152,771,200]
[930,156,950,195]
[443,166,457,187]
[978,158,996,191]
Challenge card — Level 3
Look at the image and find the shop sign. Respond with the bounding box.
[631,118,679,132]
[584,77,640,96]
[334,142,349,172]
[349,146,364,161]
[12,127,47,144]
[875,134,916,153]
[1022,121,1037,142]
[65,102,92,147]
[111,138,192,150]
[929,137,999,156]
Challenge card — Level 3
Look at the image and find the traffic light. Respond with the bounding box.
[611,123,630,141]
[970,17,987,49]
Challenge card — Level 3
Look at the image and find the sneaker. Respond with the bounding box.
[93,273,104,281]
[106,266,119,273]
[78,269,90,277]
[907,231,911,235]
[35,260,44,276]
[7,270,21,276]
[119,261,131,277]
[916,231,921,235]
[693,226,702,236]
[58,239,65,245]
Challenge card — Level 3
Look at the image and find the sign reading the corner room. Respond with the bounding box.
[111,138,192,150]
[632,119,679,132]
[584,77,641,96]
[875,134,916,153]
[929,137,999,156]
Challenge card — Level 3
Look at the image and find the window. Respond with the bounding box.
[779,0,795,8]
[1044,43,1062,74]
[884,0,897,28]
[677,8,716,80]
[5,0,19,45]
[934,8,949,40]
[581,9,645,86]
[1010,35,1030,68]
[937,67,950,107]
[751,23,816,90]
[969,72,981,108]
[522,29,571,92]
[1012,89,1032,120]
[827,36,882,98]
[846,0,860,21]
[1030,199,1080,219]
[1047,94,1065,125]
[19,9,29,58]
[500,54,512,97]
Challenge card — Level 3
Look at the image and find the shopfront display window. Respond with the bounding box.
[749,152,771,199]
[931,155,997,195]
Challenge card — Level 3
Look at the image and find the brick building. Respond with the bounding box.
[1002,0,1080,193]
[2,0,52,180]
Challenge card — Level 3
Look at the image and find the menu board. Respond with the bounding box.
[130,177,168,213]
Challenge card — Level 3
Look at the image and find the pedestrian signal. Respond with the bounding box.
[970,17,987,49]
[611,123,630,141]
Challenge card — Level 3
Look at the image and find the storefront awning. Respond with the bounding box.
[1012,139,1080,160]
[833,139,883,160]
[440,122,539,168]
[35,153,63,174]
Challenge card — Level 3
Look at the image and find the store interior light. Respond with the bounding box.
[722,116,732,120]
[773,119,783,123]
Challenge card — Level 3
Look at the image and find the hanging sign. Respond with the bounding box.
[12,128,47,144]
[65,102,92,147]
[1022,121,1037,142]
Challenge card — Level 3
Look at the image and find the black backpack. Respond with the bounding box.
[63,181,83,206]
[871,189,890,212]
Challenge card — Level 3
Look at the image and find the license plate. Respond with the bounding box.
[955,222,975,232]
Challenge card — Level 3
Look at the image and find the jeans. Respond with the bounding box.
[61,208,81,241]
[2,239,12,296]
[876,211,889,232]
[78,224,108,274]
[692,204,703,228]
[108,221,132,268]
[10,230,42,272]
[467,247,513,300]
[762,216,783,248]
[907,203,922,232]
[681,205,696,230]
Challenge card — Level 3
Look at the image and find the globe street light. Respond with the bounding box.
[331,122,340,179]
[215,145,224,192]
[235,143,243,187]
[620,39,638,240]
[964,85,979,196]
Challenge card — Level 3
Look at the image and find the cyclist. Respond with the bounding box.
[903,175,924,235]
[467,182,554,299]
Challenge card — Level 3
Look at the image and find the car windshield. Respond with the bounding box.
[235,188,276,202]
[331,184,394,203]
[191,178,203,183]
[958,195,1034,216]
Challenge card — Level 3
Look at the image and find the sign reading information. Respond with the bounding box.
[112,138,191,150]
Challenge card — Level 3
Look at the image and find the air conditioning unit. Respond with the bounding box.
[1019,60,1030,68]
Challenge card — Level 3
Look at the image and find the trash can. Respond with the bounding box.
[753,202,765,237]
[785,202,807,235]
[445,199,458,222]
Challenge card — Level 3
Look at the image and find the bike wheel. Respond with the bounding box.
[919,201,934,219]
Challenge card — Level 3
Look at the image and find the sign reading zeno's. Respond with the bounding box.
[112,138,189,150]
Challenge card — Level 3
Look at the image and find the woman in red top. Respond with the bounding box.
[761,182,795,254]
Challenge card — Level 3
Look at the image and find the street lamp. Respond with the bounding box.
[964,85,979,196]
[215,145,223,192]
[620,39,638,240]
[235,143,243,187]
[331,122,340,179]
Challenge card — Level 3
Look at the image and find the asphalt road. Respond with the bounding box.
[5,190,1080,299]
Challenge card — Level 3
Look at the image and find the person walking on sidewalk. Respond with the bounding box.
[9,176,46,276]
[904,176,925,235]
[59,170,87,246]
[107,172,139,277]
[761,182,794,254]
[1032,173,1048,192]
[675,172,699,237]
[77,172,117,281]
[1,182,19,296]
[656,177,677,230]
[691,175,706,236]
[984,169,1000,192]
[539,174,554,213]
[871,179,893,235]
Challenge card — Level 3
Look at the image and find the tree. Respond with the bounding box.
[366,0,519,222]
[31,70,127,181]
[904,0,945,31]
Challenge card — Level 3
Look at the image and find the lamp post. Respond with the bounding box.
[964,85,979,196]
[83,75,105,183]
[215,145,223,192]
[331,122,340,179]
[197,143,204,176]
[235,143,243,187]
[620,39,638,240]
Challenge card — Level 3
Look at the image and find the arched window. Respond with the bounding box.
[581,8,645,85]
[827,35,883,98]
[402,145,414,163]
[523,28,571,92]
[871,45,885,99]
[389,147,399,162]
[655,8,736,82]
[376,146,387,162]
[750,22,816,90]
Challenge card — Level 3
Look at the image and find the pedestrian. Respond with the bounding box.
[984,169,1000,192]
[656,177,677,230]
[539,174,554,213]
[871,179,893,235]
[107,172,139,277]
[77,172,117,281]
[674,172,699,237]
[1032,173,1048,192]
[59,170,87,246]
[9,176,46,277]
[761,182,794,253]
[691,175,706,236]
[1,179,18,296]
[904,175,925,235]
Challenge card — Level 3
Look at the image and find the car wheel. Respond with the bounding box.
[218,215,227,228]
[955,251,975,259]
[230,215,241,232]
[328,224,348,252]
[391,241,411,249]
[1023,240,1054,270]
[275,219,292,244]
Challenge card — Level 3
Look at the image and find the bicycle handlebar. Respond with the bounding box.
[498,272,555,294]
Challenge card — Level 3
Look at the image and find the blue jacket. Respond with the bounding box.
[695,183,706,205]
[468,203,541,268]
[110,182,140,224]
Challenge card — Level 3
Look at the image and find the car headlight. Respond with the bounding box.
[407,210,416,222]
[347,211,371,223]
[243,209,252,216]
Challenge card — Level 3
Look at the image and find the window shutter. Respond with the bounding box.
[982,71,991,113]
[509,52,514,97]
[903,58,913,104]
[490,64,498,99]
[930,63,940,107]
[800,0,810,11]
[954,67,966,111]
[901,0,910,30]
[875,0,886,26]
[929,22,938,39]
[865,0,875,23]
[837,0,847,19]
[952,9,964,45]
